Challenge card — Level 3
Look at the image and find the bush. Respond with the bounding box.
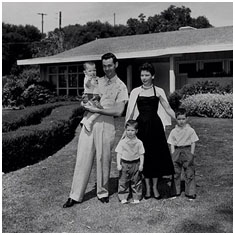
[2,104,84,173]
[180,93,233,118]
[2,102,71,132]
[168,80,233,110]
[21,84,57,106]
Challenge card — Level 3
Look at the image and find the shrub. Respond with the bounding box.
[168,80,233,110]
[21,84,57,106]
[180,93,233,118]
[2,104,84,173]
[2,102,70,132]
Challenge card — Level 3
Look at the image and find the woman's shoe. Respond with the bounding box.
[144,195,152,200]
[153,195,162,200]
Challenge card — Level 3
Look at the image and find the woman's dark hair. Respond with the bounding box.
[101,52,117,63]
[139,62,155,76]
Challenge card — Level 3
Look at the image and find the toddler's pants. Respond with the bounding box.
[69,115,115,202]
[118,159,142,201]
[172,146,196,196]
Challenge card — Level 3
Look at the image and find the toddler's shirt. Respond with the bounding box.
[115,136,145,161]
[84,76,99,94]
[167,124,199,147]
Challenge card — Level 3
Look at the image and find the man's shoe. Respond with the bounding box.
[98,197,109,203]
[63,198,78,208]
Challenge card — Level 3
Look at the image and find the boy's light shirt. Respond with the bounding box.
[84,75,98,94]
[167,123,199,146]
[93,75,128,108]
[115,136,145,161]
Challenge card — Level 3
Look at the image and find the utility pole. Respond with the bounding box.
[114,13,116,26]
[59,11,62,30]
[37,13,47,35]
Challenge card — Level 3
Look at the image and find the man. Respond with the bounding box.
[63,53,128,208]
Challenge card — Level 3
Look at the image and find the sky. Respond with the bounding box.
[1,1,234,34]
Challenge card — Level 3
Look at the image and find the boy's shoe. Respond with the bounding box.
[185,194,196,200]
[121,199,128,204]
[131,199,140,204]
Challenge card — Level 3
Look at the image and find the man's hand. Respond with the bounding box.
[84,105,100,113]
[117,164,122,171]
[139,164,143,172]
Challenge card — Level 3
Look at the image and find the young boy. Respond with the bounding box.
[81,62,103,132]
[167,108,199,200]
[115,120,145,204]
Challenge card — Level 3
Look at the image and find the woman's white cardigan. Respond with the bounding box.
[125,86,171,128]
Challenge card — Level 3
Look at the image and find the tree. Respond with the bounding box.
[32,29,66,58]
[146,5,212,33]
[2,22,42,75]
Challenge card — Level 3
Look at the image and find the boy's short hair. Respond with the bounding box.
[125,119,138,130]
[175,108,188,118]
[83,61,95,70]
[101,52,117,63]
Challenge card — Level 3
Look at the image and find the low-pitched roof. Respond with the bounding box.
[17,26,233,65]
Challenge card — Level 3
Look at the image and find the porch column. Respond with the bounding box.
[127,65,132,93]
[169,56,176,93]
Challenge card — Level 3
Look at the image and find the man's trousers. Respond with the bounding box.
[69,115,115,202]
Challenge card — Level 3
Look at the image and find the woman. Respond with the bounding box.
[125,62,175,199]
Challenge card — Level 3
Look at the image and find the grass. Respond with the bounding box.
[2,116,233,233]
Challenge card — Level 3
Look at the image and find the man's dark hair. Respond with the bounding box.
[101,52,118,63]
[175,108,188,118]
[139,62,155,76]
[125,119,138,130]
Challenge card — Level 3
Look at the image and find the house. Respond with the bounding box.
[17,26,233,96]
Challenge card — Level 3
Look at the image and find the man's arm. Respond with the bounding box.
[84,101,126,117]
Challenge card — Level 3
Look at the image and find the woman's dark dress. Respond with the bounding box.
[136,87,175,178]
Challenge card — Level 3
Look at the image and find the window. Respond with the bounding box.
[179,63,197,77]
[48,64,84,96]
[229,61,233,76]
[204,61,223,73]
[177,60,231,78]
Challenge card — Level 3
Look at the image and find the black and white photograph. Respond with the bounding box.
[2,1,233,233]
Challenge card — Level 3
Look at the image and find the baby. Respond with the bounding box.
[81,61,102,132]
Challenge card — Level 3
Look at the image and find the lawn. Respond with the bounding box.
[2,116,233,233]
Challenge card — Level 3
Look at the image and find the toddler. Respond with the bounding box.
[81,62,102,132]
[167,108,199,200]
[115,120,145,204]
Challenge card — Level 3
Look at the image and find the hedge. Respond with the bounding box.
[168,80,233,110]
[2,104,85,173]
[2,101,77,133]
[180,93,233,118]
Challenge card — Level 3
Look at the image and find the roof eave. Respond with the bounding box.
[17,43,233,66]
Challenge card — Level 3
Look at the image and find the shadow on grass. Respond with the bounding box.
[174,220,224,233]
[82,177,119,202]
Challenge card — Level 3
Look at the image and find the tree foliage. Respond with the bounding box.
[2,23,42,75]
